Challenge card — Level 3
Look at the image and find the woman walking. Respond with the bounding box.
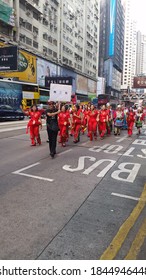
[72,104,82,143]
[126,107,135,137]
[135,107,144,135]
[21,104,42,146]
[87,104,99,141]
[46,101,60,158]
[113,105,124,136]
[58,104,70,147]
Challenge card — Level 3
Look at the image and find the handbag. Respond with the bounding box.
[48,120,59,132]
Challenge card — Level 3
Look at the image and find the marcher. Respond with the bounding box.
[98,105,108,139]
[113,105,124,136]
[46,101,61,158]
[87,104,99,141]
[106,103,113,135]
[135,107,144,135]
[126,107,135,137]
[58,104,70,147]
[72,104,82,143]
[21,104,42,146]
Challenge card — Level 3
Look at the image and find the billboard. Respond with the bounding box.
[0,80,22,108]
[60,67,76,93]
[88,79,96,94]
[0,50,37,82]
[109,0,116,56]
[37,58,58,86]
[133,76,146,88]
[76,75,88,95]
[0,0,15,26]
[45,76,72,89]
[0,46,18,71]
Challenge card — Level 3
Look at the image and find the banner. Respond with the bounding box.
[0,50,37,83]
[50,84,72,102]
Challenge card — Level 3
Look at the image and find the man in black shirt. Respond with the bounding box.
[46,101,61,158]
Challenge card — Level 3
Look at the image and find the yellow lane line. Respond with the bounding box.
[125,218,146,260]
[100,184,146,260]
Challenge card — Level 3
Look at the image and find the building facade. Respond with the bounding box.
[136,31,146,76]
[98,0,125,99]
[121,0,137,92]
[0,0,100,83]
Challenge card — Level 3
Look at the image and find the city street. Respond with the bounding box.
[0,120,146,260]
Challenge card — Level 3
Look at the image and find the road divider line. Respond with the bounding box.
[124,218,146,260]
[100,183,146,260]
[12,162,40,173]
[116,136,127,143]
[111,192,139,201]
[12,162,54,182]
[0,123,46,133]
[58,149,72,156]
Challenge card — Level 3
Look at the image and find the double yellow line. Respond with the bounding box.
[100,184,146,260]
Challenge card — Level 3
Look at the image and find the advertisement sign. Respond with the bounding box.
[133,76,146,88]
[37,58,58,86]
[50,84,72,102]
[45,76,72,89]
[88,79,96,94]
[0,46,18,71]
[109,0,116,56]
[76,75,88,95]
[0,0,15,26]
[0,50,37,83]
[0,80,22,108]
[61,67,76,93]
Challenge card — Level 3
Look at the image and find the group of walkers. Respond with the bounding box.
[22,101,145,158]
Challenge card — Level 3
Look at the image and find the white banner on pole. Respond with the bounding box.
[50,84,72,102]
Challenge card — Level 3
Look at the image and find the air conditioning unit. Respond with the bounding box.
[26,10,31,16]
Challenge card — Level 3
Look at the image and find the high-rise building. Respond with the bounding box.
[0,0,100,80]
[121,0,137,92]
[136,31,146,76]
[98,0,125,99]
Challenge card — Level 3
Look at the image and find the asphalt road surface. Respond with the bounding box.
[0,120,146,260]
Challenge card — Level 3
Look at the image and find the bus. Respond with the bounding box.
[0,79,40,110]
[97,94,118,109]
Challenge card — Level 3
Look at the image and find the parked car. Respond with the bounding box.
[0,104,24,121]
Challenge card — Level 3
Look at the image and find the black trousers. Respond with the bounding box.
[47,128,58,156]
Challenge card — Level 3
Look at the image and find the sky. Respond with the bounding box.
[131,0,146,34]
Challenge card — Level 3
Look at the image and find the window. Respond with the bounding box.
[33,41,38,49]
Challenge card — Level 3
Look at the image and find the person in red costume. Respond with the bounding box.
[87,104,99,141]
[82,104,89,134]
[21,104,42,146]
[72,104,82,143]
[58,104,70,147]
[126,107,135,137]
[98,105,108,139]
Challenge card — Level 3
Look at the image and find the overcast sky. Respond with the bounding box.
[131,0,146,34]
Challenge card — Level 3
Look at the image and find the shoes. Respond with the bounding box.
[46,140,49,143]
[73,140,78,143]
[31,143,36,146]
[62,143,66,147]
[50,153,54,158]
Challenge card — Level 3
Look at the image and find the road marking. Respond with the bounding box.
[100,183,146,260]
[111,192,139,201]
[81,140,90,146]
[116,136,127,143]
[125,218,146,260]
[0,123,46,133]
[58,149,72,156]
[12,162,54,182]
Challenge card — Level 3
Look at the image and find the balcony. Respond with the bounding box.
[25,0,42,13]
